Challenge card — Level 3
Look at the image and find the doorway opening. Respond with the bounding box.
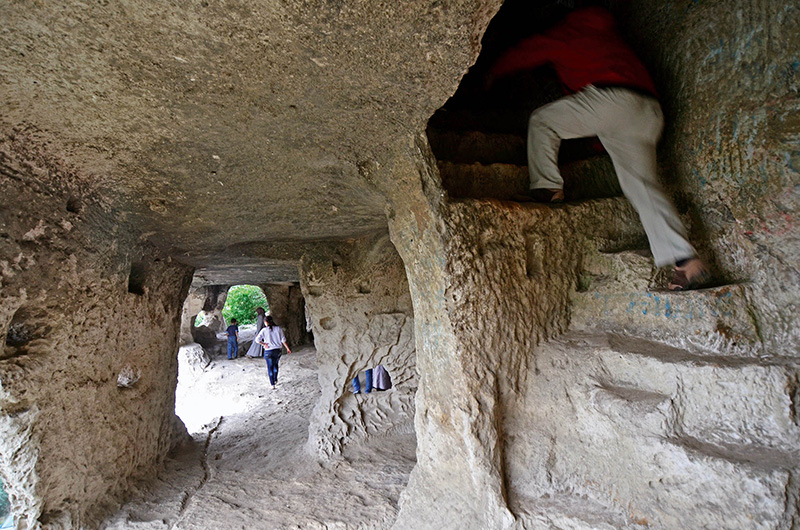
[177,284,270,433]
[427,0,622,201]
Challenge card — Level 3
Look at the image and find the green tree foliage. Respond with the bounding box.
[222,285,269,326]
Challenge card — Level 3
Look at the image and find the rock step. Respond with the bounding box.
[581,334,800,467]
[427,127,604,167]
[667,434,798,471]
[428,107,528,134]
[578,249,662,293]
[570,283,760,354]
[438,156,621,201]
[511,492,647,529]
[428,129,526,165]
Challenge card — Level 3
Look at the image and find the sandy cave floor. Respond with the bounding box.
[101,343,416,530]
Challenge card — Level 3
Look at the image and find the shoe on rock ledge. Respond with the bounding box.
[669,258,710,291]
[512,188,565,203]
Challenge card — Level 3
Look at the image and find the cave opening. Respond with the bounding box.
[177,283,277,433]
[427,0,624,201]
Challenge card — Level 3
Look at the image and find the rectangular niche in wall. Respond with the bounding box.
[128,261,147,296]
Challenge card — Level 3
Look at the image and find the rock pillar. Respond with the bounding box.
[261,283,311,348]
[300,234,417,457]
[377,136,644,529]
[179,285,206,346]
[0,133,193,529]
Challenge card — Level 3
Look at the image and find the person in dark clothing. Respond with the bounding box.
[225,318,239,360]
[486,6,709,291]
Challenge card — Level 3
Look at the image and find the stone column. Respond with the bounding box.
[179,285,206,346]
[261,283,310,348]
[197,285,228,333]
[379,134,646,529]
[300,234,416,456]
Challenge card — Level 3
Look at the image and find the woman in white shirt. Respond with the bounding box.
[255,315,291,387]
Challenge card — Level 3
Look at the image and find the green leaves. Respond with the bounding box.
[222,285,269,326]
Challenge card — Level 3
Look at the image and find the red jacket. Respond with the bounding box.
[489,7,658,98]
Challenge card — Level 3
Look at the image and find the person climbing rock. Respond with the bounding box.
[245,307,267,358]
[255,315,291,388]
[225,318,239,359]
[485,4,709,291]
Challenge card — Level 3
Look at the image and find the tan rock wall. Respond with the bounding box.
[300,233,416,457]
[179,286,205,346]
[380,135,648,529]
[261,283,311,348]
[379,2,800,527]
[623,0,800,352]
[0,133,192,529]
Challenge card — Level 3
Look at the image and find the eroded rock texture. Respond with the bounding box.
[0,134,193,529]
[377,1,800,527]
[195,285,229,333]
[301,233,416,457]
[504,333,799,529]
[261,283,311,348]
[178,286,205,346]
[1,0,799,527]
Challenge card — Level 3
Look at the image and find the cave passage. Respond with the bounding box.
[1,0,797,527]
[177,283,273,433]
[103,272,417,528]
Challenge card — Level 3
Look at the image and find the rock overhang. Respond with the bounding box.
[0,0,501,282]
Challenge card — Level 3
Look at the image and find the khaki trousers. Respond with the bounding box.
[527,85,695,266]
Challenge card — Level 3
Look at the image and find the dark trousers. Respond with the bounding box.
[227,337,238,359]
[265,348,282,386]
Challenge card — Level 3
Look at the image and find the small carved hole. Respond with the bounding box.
[66,196,82,213]
[128,261,146,295]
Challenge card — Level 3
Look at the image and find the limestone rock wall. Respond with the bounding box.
[300,233,416,457]
[621,0,800,353]
[504,333,799,529]
[374,2,800,528]
[261,283,311,348]
[196,285,229,333]
[376,134,652,529]
[0,133,193,529]
[179,285,206,346]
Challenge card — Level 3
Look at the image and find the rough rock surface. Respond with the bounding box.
[0,0,495,277]
[301,233,417,457]
[177,343,211,375]
[380,135,655,529]
[2,0,799,528]
[106,346,416,529]
[178,287,206,346]
[194,286,229,334]
[0,135,193,529]
[506,333,799,529]
[261,283,311,348]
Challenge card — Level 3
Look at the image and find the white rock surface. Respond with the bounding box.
[104,345,416,529]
